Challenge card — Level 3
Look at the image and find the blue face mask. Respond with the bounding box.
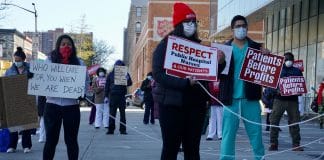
[15,62,23,68]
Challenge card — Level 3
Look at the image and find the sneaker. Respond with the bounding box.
[218,137,222,140]
[206,137,213,141]
[268,144,278,151]
[106,131,114,135]
[6,148,16,153]
[292,144,304,151]
[23,148,31,153]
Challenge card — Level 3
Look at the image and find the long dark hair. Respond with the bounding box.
[50,34,80,65]
[166,23,201,43]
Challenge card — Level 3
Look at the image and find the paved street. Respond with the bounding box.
[1,106,323,160]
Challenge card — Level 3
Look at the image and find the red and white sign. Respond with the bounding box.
[164,36,218,81]
[279,76,307,96]
[293,60,304,72]
[239,47,285,88]
[87,64,100,76]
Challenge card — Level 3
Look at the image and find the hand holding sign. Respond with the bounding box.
[217,50,225,64]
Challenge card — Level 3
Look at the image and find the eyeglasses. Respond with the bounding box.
[233,24,247,29]
[183,19,199,26]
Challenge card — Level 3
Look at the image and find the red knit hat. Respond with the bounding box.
[172,2,196,27]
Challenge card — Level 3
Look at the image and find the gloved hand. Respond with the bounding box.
[78,95,86,101]
[27,71,34,79]
[104,97,109,103]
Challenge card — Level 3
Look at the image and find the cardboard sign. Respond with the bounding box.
[0,75,38,130]
[164,36,218,81]
[293,60,304,72]
[239,47,285,88]
[114,66,128,86]
[211,43,233,75]
[27,61,87,99]
[87,64,100,76]
[279,76,307,96]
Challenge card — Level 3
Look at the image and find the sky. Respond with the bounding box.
[0,0,131,67]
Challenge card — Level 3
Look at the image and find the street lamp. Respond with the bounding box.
[1,2,38,60]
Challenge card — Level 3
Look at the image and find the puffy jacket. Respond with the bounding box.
[218,37,263,105]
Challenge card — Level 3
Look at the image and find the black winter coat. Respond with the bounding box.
[140,78,154,104]
[152,35,225,107]
[218,37,263,105]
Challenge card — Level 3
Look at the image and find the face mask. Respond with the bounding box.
[147,76,152,80]
[234,27,247,40]
[182,22,197,37]
[99,72,105,77]
[285,61,293,67]
[15,62,23,68]
[60,46,72,60]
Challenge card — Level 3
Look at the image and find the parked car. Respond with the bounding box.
[126,88,144,108]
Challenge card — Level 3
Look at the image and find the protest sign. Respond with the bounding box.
[164,36,218,81]
[211,43,233,75]
[27,61,87,99]
[87,64,100,76]
[239,47,285,88]
[279,76,307,96]
[0,75,38,130]
[114,65,128,85]
[293,60,304,72]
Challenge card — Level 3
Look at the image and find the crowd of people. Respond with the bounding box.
[1,2,324,160]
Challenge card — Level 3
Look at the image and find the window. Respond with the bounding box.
[135,22,141,32]
[318,14,324,42]
[300,20,308,46]
[301,0,309,20]
[293,2,301,23]
[136,7,142,17]
[309,0,318,17]
[308,16,317,44]
[292,22,300,48]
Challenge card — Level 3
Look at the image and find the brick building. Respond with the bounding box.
[125,0,210,90]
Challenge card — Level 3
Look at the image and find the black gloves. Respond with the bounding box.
[27,71,34,79]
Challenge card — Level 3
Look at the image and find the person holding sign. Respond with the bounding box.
[219,15,267,160]
[317,79,324,129]
[43,35,90,160]
[141,72,155,125]
[105,60,132,135]
[152,3,225,160]
[5,47,34,153]
[268,52,304,151]
[92,67,109,129]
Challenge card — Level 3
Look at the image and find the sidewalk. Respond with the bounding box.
[1,106,323,160]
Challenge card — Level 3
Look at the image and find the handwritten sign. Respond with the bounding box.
[164,36,218,81]
[114,66,127,85]
[211,43,233,75]
[279,76,307,96]
[239,48,285,88]
[293,60,304,72]
[27,61,87,99]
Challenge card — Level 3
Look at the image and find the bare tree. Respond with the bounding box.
[91,39,115,65]
[0,0,10,20]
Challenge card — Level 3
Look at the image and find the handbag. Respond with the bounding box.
[310,95,319,113]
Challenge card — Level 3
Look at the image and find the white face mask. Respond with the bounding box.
[15,62,23,68]
[234,27,247,40]
[285,61,293,67]
[99,72,105,77]
[147,76,152,80]
[182,22,197,37]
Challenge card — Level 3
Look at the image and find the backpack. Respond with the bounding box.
[0,128,10,152]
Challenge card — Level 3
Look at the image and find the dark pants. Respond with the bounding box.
[108,95,126,133]
[143,101,154,124]
[9,130,32,149]
[159,103,206,160]
[89,104,96,124]
[270,99,301,145]
[43,103,80,160]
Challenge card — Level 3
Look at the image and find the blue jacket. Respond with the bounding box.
[5,62,30,76]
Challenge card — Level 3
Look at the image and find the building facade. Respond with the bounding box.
[211,0,324,112]
[125,0,210,90]
[0,29,33,75]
